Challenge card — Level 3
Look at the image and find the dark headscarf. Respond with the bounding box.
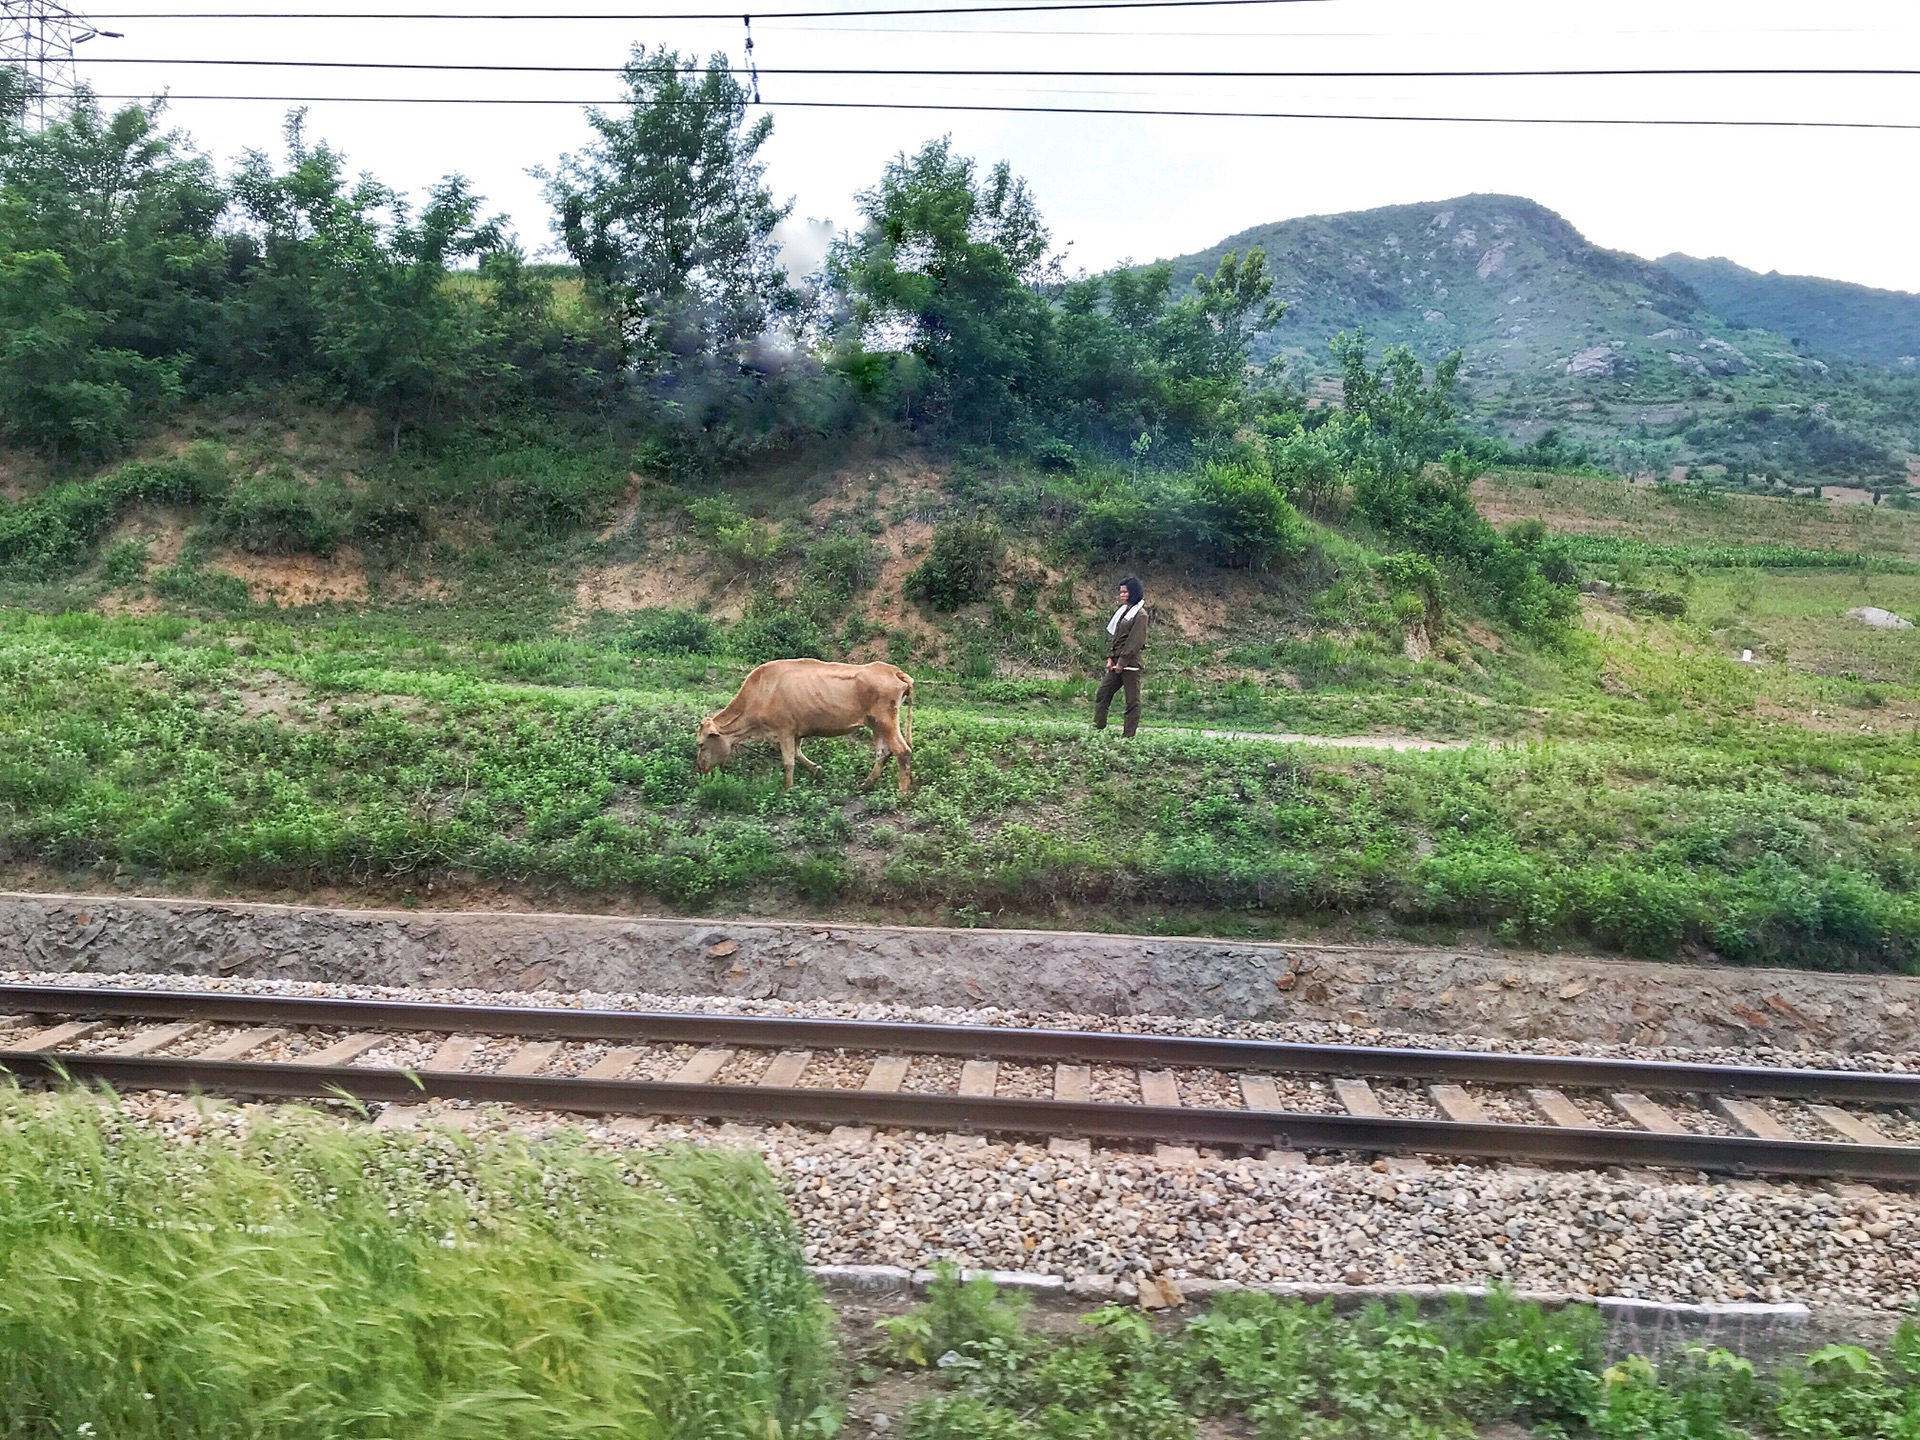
[1120,575,1144,605]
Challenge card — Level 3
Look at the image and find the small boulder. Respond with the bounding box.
[1847,607,1913,630]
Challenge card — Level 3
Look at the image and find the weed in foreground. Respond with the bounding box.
[873,1269,1920,1440]
[0,1089,840,1439]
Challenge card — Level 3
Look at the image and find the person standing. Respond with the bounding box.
[1094,575,1148,737]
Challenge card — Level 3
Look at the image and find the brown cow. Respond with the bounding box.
[695,659,915,796]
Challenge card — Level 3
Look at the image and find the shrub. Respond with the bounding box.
[622,607,718,656]
[733,601,827,662]
[907,519,1005,609]
[1187,463,1308,569]
[805,531,882,598]
[350,481,431,546]
[102,537,151,585]
[1264,425,1344,512]
[791,855,850,903]
[687,495,793,572]
[485,450,627,537]
[216,471,347,555]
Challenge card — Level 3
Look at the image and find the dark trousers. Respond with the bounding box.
[1094,668,1141,737]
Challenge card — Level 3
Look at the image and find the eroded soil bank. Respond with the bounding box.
[6,890,1915,1054]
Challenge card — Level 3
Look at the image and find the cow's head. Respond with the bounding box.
[695,717,733,775]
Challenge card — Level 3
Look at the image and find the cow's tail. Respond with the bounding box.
[897,669,914,748]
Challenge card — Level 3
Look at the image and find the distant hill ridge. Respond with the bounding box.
[1157,194,1918,475]
[1656,253,1920,367]
[1159,194,1912,380]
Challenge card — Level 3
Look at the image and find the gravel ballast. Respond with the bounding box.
[6,967,1918,1315]
[8,889,1920,1053]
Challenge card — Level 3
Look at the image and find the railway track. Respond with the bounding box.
[2,983,1917,1183]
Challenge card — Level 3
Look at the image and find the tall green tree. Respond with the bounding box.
[0,94,224,455]
[541,48,792,370]
[831,137,1060,441]
[1058,250,1283,439]
[222,115,540,442]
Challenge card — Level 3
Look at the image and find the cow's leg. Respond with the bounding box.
[862,733,890,789]
[778,734,797,790]
[870,715,913,798]
[795,746,824,777]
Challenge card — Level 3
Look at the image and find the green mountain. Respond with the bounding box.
[1656,254,1920,367]
[1160,194,1918,483]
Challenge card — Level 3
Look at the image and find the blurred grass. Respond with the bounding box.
[0,1089,838,1439]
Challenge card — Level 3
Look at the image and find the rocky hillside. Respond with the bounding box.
[1162,195,1919,478]
[1658,253,1920,368]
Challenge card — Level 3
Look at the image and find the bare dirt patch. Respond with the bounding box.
[574,543,751,619]
[126,515,190,569]
[210,548,369,605]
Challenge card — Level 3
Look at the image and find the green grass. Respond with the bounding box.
[873,1267,1920,1440]
[1,609,1915,967]
[0,417,1916,969]
[1473,471,1920,560]
[0,1089,838,1439]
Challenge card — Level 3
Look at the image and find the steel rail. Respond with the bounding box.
[4,1049,1917,1183]
[4,984,1917,1104]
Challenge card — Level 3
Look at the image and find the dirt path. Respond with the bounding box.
[4,889,1913,1055]
[957,712,1475,751]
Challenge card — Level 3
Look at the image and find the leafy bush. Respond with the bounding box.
[791,855,850,903]
[0,1092,838,1440]
[1264,424,1345,512]
[485,450,628,537]
[0,448,228,578]
[349,481,431,546]
[1188,463,1308,569]
[878,1263,1033,1368]
[216,471,347,555]
[805,531,882,599]
[907,519,1005,609]
[622,607,718,656]
[733,600,827,662]
[687,495,794,572]
[101,537,151,585]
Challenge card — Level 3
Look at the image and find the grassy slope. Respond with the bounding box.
[0,420,1916,966]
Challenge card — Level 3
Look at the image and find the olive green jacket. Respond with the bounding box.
[1106,605,1148,671]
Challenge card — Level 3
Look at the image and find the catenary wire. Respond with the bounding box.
[74,59,1920,77]
[84,93,1920,127]
[87,0,1336,19]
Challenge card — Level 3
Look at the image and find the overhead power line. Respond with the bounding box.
[74,58,1920,78]
[87,0,1332,19]
[4,0,121,127]
[86,93,1920,128]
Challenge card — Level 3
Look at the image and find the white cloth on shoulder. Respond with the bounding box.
[1106,600,1145,635]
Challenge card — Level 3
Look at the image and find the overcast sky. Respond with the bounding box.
[71,0,1920,292]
